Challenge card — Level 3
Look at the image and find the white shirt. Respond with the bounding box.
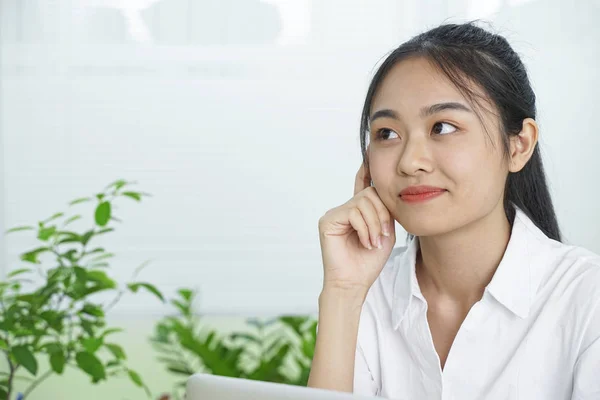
[353,207,600,400]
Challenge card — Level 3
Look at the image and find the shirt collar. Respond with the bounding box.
[391,206,545,330]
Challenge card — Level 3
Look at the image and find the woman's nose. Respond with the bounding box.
[396,136,433,176]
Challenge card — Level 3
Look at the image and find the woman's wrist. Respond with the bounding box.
[319,285,367,310]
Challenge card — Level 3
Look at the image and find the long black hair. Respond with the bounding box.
[360,21,562,242]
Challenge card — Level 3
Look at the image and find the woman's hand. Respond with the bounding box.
[318,163,396,296]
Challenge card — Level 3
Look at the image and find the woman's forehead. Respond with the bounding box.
[372,58,468,111]
[371,57,493,118]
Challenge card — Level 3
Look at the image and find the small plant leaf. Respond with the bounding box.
[127,283,165,302]
[12,346,38,376]
[122,192,142,201]
[105,343,126,360]
[177,289,194,301]
[44,212,64,224]
[81,337,103,353]
[127,369,143,387]
[50,351,66,374]
[94,202,111,227]
[75,351,106,383]
[7,268,32,278]
[100,328,124,339]
[64,215,82,226]
[6,226,34,233]
[20,247,51,264]
[37,226,57,241]
[69,197,92,205]
[106,179,128,191]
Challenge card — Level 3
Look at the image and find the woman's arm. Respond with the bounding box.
[307,287,366,392]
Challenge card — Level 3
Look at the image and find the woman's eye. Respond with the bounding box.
[432,122,457,135]
[375,128,399,141]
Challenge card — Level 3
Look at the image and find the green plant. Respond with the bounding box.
[151,289,317,400]
[0,180,164,400]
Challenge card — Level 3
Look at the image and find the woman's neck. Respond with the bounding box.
[415,202,512,308]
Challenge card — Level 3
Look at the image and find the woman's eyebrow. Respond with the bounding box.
[420,102,472,118]
[370,102,473,123]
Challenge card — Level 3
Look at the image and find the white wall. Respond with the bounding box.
[1,0,599,320]
[1,1,599,399]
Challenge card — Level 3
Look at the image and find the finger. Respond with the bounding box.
[354,163,372,196]
[356,196,384,249]
[363,189,393,237]
[348,207,373,249]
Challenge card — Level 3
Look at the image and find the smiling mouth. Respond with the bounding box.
[399,190,447,203]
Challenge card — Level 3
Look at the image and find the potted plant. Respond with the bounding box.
[151,289,317,400]
[0,180,164,399]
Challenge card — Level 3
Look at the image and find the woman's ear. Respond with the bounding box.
[509,118,539,173]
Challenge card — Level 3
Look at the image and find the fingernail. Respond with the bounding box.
[382,228,390,237]
[376,236,382,249]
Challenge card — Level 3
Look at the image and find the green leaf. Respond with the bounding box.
[0,388,6,399]
[7,268,32,278]
[106,179,128,191]
[56,231,81,244]
[44,212,64,224]
[41,342,62,354]
[81,337,103,353]
[64,215,82,226]
[50,351,66,374]
[302,339,315,359]
[106,360,121,368]
[62,249,78,262]
[94,202,111,227]
[100,328,124,339]
[230,333,260,344]
[6,226,34,233]
[0,339,7,350]
[105,343,126,360]
[153,324,171,343]
[40,311,64,332]
[12,346,38,376]
[69,197,92,206]
[122,191,142,201]
[20,247,50,264]
[80,303,104,318]
[37,226,57,241]
[127,369,151,397]
[279,316,307,336]
[177,288,194,301]
[86,270,117,289]
[73,266,87,282]
[81,319,95,336]
[81,230,95,246]
[87,253,114,263]
[75,351,106,383]
[127,369,142,385]
[167,366,194,376]
[172,300,190,316]
[127,282,165,302]
[84,247,105,255]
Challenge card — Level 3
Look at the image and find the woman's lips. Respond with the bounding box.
[399,190,447,203]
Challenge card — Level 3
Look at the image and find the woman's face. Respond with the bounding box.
[368,56,510,236]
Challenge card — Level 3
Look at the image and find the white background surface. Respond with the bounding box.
[1,0,599,317]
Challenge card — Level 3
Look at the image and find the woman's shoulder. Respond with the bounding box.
[534,234,600,293]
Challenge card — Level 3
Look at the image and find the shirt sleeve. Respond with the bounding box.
[571,298,600,400]
[353,342,379,396]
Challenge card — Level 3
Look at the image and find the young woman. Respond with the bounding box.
[307,22,600,399]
